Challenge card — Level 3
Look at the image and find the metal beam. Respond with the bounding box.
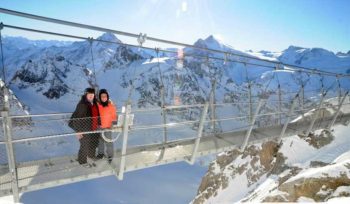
[117,104,131,180]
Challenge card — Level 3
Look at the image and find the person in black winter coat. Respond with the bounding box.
[69,88,100,165]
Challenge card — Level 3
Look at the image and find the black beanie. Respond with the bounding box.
[99,89,110,107]
[85,87,95,94]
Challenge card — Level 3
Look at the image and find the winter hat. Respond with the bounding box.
[85,87,95,95]
[99,89,110,107]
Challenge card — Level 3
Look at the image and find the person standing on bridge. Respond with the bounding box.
[69,87,101,166]
[96,89,117,164]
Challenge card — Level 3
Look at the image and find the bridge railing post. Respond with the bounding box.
[305,91,326,135]
[277,93,299,141]
[117,103,131,180]
[327,91,349,130]
[1,87,20,202]
[240,99,265,152]
[188,102,209,165]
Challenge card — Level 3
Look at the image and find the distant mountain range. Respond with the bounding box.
[1,33,349,115]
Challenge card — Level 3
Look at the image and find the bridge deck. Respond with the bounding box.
[0,113,349,196]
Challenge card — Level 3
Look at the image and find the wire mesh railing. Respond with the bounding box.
[6,99,349,142]
[0,116,10,194]
[0,143,10,194]
[0,88,349,202]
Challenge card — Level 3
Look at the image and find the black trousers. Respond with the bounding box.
[78,133,100,164]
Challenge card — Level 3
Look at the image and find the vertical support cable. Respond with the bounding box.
[320,75,325,95]
[278,84,282,125]
[209,79,216,132]
[248,83,253,123]
[245,63,253,123]
[336,75,342,104]
[327,91,348,130]
[160,86,167,139]
[188,102,209,164]
[275,69,282,125]
[297,85,304,121]
[278,92,299,141]
[300,84,305,111]
[207,57,221,133]
[155,48,168,161]
[299,73,310,119]
[240,99,265,151]
[117,103,131,180]
[305,91,326,136]
[88,37,98,90]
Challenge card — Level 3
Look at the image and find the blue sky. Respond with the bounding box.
[0,0,349,53]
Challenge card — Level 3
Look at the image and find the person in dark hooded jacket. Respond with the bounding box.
[69,88,100,165]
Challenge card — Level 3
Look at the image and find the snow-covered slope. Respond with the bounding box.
[192,100,350,203]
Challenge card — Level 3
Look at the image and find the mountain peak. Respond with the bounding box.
[192,35,224,51]
[286,45,305,51]
[96,32,121,43]
[310,47,334,55]
[205,35,221,43]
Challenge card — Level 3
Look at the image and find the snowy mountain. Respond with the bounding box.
[278,46,350,74]
[2,33,349,114]
[2,36,72,50]
[2,33,151,113]
[184,35,252,59]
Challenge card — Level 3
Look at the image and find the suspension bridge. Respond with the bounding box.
[0,8,350,203]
